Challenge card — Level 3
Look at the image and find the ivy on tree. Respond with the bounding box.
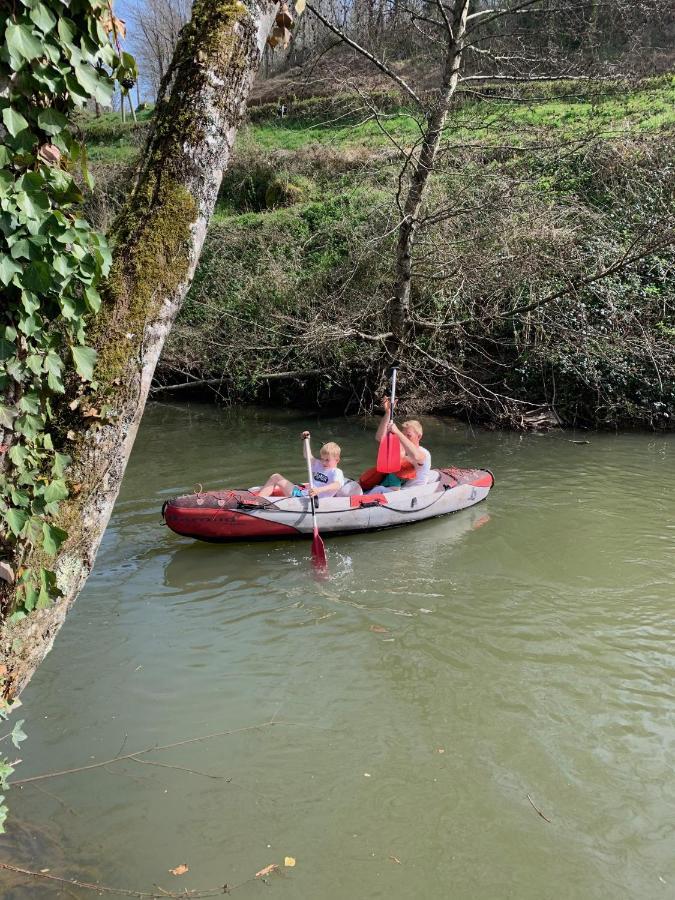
[0,0,136,621]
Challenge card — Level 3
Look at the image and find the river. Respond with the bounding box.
[1,403,673,899]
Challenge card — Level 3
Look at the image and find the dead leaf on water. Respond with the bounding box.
[436,748,445,754]
[284,857,296,867]
[169,863,189,876]
[369,625,389,634]
[389,856,401,864]
[255,863,278,878]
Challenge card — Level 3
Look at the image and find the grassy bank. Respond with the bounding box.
[85,79,675,428]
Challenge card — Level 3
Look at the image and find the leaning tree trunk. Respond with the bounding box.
[0,0,278,699]
[389,0,470,343]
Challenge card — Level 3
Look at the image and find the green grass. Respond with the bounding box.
[83,79,675,171]
[86,142,142,163]
[243,80,675,152]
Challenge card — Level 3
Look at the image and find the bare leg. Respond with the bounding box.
[258,473,296,498]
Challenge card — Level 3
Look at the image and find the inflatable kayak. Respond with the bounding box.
[162,466,494,543]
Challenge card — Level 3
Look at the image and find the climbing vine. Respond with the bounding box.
[0,1,136,622]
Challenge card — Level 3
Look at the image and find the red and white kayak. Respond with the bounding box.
[162,466,494,543]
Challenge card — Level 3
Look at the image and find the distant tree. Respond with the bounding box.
[306,0,675,354]
[129,0,192,99]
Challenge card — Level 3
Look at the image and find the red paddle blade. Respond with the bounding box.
[376,433,401,474]
[311,529,328,573]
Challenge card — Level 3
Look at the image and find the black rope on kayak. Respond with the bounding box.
[233,487,460,518]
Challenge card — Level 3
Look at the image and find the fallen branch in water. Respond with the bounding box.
[127,755,232,780]
[526,793,552,823]
[0,860,255,897]
[9,719,305,786]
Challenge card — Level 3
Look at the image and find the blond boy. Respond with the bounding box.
[258,431,345,498]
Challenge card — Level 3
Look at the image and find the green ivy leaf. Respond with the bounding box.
[8,444,29,469]
[5,22,44,63]
[52,452,71,477]
[73,63,113,105]
[22,583,38,612]
[44,351,63,376]
[10,720,27,749]
[29,2,57,35]
[35,589,52,610]
[10,487,30,508]
[84,285,101,313]
[1,106,29,137]
[47,370,64,392]
[0,255,22,286]
[37,108,68,136]
[41,522,67,555]
[18,393,40,415]
[15,189,50,221]
[4,507,29,537]
[71,344,97,380]
[21,260,52,292]
[15,412,45,440]
[9,239,32,260]
[25,353,44,375]
[56,16,76,46]
[43,479,68,504]
[0,404,17,429]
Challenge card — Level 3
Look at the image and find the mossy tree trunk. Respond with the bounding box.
[0,0,278,699]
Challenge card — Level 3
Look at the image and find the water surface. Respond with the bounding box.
[1,404,673,899]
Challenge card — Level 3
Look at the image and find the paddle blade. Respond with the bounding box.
[311,529,328,574]
[376,433,401,473]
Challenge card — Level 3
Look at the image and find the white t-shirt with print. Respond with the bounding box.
[309,459,345,496]
[408,448,431,486]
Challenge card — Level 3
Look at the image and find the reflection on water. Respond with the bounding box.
[1,403,674,900]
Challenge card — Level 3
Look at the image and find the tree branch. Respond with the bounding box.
[305,3,423,108]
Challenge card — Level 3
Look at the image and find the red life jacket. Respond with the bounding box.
[358,460,416,491]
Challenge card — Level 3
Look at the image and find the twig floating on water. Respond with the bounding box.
[527,793,552,823]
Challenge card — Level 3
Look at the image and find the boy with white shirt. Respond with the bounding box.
[258,432,345,499]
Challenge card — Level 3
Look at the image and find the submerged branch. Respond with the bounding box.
[9,720,307,786]
[0,860,257,898]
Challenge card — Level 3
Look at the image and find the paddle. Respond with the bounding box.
[304,434,328,574]
[376,366,401,474]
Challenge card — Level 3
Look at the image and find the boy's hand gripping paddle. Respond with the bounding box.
[304,434,328,574]
[376,367,401,474]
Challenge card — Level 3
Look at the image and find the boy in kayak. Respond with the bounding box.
[368,399,431,492]
[258,431,345,499]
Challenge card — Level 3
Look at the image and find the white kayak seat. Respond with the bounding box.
[335,479,363,497]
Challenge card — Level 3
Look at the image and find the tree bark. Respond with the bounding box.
[0,0,278,699]
[389,0,470,344]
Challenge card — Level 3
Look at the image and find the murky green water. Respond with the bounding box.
[1,403,674,899]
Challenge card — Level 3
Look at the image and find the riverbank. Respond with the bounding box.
[84,76,675,430]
